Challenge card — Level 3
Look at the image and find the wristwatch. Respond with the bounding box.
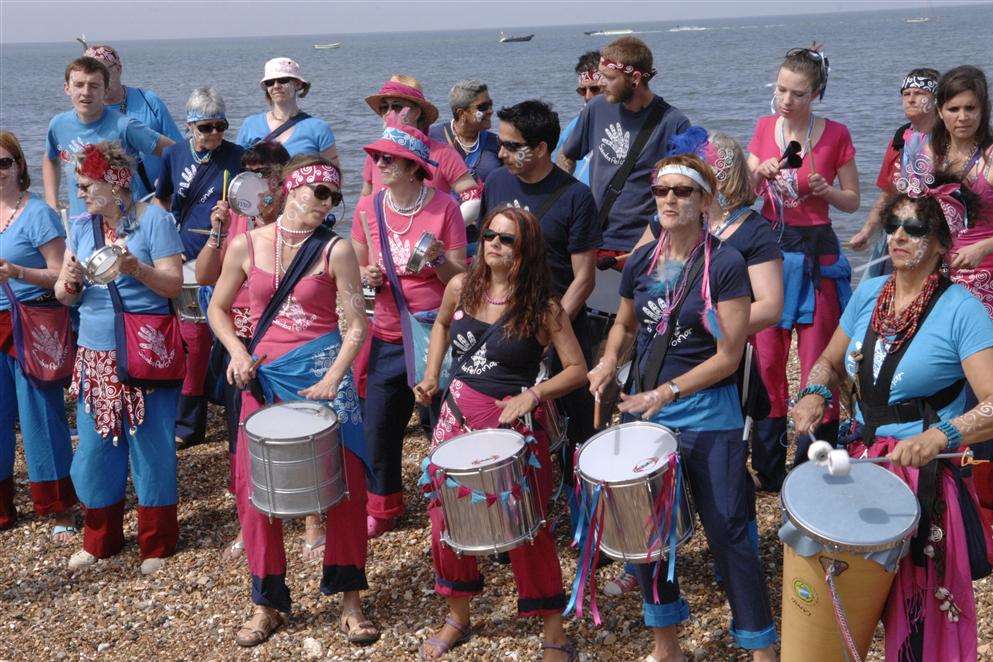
[666,381,680,402]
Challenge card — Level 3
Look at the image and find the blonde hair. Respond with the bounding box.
[708,132,754,210]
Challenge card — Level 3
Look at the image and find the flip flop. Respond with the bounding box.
[340,609,380,645]
[541,640,579,661]
[301,534,325,561]
[221,538,245,562]
[51,524,79,541]
[235,605,286,647]
[420,616,472,660]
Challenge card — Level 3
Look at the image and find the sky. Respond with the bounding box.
[0,0,983,44]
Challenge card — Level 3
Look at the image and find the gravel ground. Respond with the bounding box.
[2,395,992,661]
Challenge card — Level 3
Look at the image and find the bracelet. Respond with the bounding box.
[428,253,447,269]
[936,420,963,451]
[63,279,81,295]
[797,383,833,403]
[526,387,541,407]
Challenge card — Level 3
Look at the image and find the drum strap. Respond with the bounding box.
[533,169,576,221]
[440,311,513,429]
[264,111,312,143]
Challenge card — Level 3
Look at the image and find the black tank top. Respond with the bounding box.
[449,309,544,399]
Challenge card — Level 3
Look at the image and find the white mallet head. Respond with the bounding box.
[827,449,852,476]
[807,440,833,465]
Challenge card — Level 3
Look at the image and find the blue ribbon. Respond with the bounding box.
[564,483,602,617]
[666,464,684,583]
[470,491,486,505]
[445,477,458,489]
[528,453,542,469]
[500,491,511,504]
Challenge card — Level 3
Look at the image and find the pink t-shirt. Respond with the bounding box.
[351,191,467,342]
[748,115,856,227]
[362,136,470,194]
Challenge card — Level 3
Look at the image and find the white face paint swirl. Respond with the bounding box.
[474,110,485,122]
[513,146,533,169]
[887,233,929,268]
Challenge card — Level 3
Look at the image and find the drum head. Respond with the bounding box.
[586,267,623,316]
[782,461,920,551]
[228,172,267,216]
[578,421,678,483]
[244,401,337,439]
[182,260,198,285]
[431,429,524,471]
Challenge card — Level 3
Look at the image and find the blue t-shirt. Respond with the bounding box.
[46,108,162,217]
[554,115,591,186]
[155,139,245,259]
[481,165,601,297]
[67,205,184,351]
[561,95,690,252]
[621,238,749,430]
[428,123,502,183]
[235,112,335,157]
[0,195,65,310]
[106,86,183,199]
[841,277,993,440]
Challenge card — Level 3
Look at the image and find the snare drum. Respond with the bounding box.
[429,429,544,555]
[576,422,694,562]
[175,261,205,323]
[227,171,268,217]
[586,267,623,319]
[779,461,919,661]
[244,401,348,518]
[537,399,568,456]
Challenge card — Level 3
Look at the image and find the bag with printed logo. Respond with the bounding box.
[1,283,75,388]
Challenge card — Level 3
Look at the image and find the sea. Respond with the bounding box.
[3,3,992,267]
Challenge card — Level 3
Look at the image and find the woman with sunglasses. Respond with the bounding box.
[428,79,500,184]
[208,154,376,647]
[194,140,290,562]
[351,123,467,538]
[588,154,777,661]
[155,86,244,449]
[413,206,586,661]
[55,141,185,575]
[0,131,77,541]
[746,45,860,486]
[236,58,340,166]
[790,175,993,661]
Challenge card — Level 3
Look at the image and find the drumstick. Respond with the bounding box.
[249,354,268,371]
[593,392,602,430]
[222,170,230,202]
[849,451,972,466]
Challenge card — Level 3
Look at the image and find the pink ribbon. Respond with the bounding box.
[924,182,967,233]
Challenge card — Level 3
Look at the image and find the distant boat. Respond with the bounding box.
[584,28,634,36]
[905,0,933,22]
[313,43,341,49]
[669,25,708,32]
[499,32,534,43]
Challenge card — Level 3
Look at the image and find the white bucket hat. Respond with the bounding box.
[259,57,311,98]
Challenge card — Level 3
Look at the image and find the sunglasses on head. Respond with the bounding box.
[474,101,493,112]
[195,121,229,134]
[372,153,395,166]
[308,184,342,205]
[884,216,931,238]
[379,101,410,115]
[576,85,603,96]
[498,139,530,152]
[264,77,296,87]
[482,228,516,247]
[651,185,699,199]
[0,156,16,170]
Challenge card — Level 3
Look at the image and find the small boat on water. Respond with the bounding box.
[499,32,534,43]
[669,25,708,32]
[905,17,930,23]
[584,28,634,36]
[313,43,342,49]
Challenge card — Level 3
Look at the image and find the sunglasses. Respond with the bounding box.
[264,77,296,87]
[651,185,699,199]
[482,229,516,247]
[308,184,342,205]
[884,216,931,238]
[379,101,411,115]
[576,85,603,96]
[195,121,229,134]
[0,156,15,170]
[372,153,395,166]
[498,139,529,152]
[76,182,93,194]
[474,101,493,112]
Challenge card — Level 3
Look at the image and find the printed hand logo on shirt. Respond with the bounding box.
[599,123,631,165]
[641,299,670,328]
[388,234,414,275]
[509,199,531,212]
[178,164,197,197]
[273,294,317,332]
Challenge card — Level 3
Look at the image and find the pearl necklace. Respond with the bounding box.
[483,289,509,306]
[189,139,212,165]
[450,120,479,154]
[0,191,25,233]
[384,187,427,236]
[273,217,315,288]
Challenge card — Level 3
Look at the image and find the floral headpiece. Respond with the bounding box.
[76,144,132,189]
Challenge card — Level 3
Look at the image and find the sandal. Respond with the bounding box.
[420,616,472,660]
[340,608,380,645]
[51,524,79,543]
[541,640,579,661]
[235,605,287,647]
[221,537,245,562]
[302,522,325,561]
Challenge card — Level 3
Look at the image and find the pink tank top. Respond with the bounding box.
[246,232,340,361]
[225,213,254,311]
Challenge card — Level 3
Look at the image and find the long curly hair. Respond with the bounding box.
[460,206,559,339]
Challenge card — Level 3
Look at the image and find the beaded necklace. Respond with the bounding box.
[0,191,25,233]
[189,138,212,165]
[869,270,940,352]
[450,120,480,155]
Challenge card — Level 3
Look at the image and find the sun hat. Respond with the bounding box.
[259,57,311,97]
[364,77,439,127]
[363,123,438,181]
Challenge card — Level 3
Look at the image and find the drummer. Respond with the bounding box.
[55,141,185,575]
[207,155,377,647]
[195,140,290,562]
[791,175,993,660]
[413,206,587,661]
[155,86,244,448]
[588,154,777,660]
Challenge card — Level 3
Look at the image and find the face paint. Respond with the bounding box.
[513,146,533,169]
[887,233,929,268]
[474,110,485,122]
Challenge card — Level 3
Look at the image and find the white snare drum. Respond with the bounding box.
[577,421,694,562]
[82,244,127,285]
[429,429,544,555]
[175,261,205,323]
[245,401,348,518]
[227,171,268,217]
[586,266,623,318]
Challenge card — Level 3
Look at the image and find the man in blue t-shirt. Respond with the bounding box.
[84,44,184,200]
[44,57,174,218]
[553,50,604,187]
[558,37,690,252]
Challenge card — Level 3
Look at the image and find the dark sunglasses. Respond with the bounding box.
[651,185,699,199]
[474,101,493,112]
[308,184,342,206]
[884,216,931,238]
[195,121,229,134]
[0,156,15,169]
[372,153,395,166]
[378,101,410,115]
[482,229,516,247]
[264,77,296,87]
[576,85,603,96]
[498,139,530,152]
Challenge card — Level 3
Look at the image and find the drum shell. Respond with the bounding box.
[83,245,125,285]
[246,407,347,518]
[538,400,568,456]
[176,286,205,322]
[431,434,544,556]
[406,231,436,274]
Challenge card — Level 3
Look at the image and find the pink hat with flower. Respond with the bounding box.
[259,57,311,97]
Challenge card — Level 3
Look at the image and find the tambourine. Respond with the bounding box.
[406,231,437,274]
[227,172,268,217]
[82,244,128,285]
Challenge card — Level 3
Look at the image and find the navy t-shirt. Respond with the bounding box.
[428,123,502,183]
[156,139,244,259]
[482,165,601,298]
[620,237,749,389]
[561,94,690,251]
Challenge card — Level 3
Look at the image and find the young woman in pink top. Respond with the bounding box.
[747,46,860,487]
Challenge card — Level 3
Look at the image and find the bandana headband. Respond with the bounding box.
[901,74,938,95]
[84,45,121,68]
[282,164,341,196]
[600,57,656,80]
[77,144,132,189]
[381,126,439,166]
[186,110,227,124]
[656,165,712,194]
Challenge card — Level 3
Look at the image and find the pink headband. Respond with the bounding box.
[77,144,132,189]
[84,45,121,68]
[600,56,656,80]
[282,164,341,196]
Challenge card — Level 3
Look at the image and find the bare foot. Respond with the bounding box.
[221,531,245,562]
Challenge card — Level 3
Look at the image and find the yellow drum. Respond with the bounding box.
[778,460,919,661]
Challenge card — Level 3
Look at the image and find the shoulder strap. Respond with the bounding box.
[373,190,409,315]
[534,169,575,220]
[264,111,312,143]
[176,155,222,225]
[596,97,670,230]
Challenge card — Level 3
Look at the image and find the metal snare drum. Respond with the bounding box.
[405,231,436,274]
[362,285,377,317]
[539,399,569,456]
[429,428,544,555]
[576,421,694,562]
[244,401,348,518]
[227,171,268,217]
[82,244,127,285]
[175,261,205,323]
[585,266,623,319]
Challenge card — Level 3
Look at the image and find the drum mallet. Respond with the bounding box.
[807,440,974,477]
